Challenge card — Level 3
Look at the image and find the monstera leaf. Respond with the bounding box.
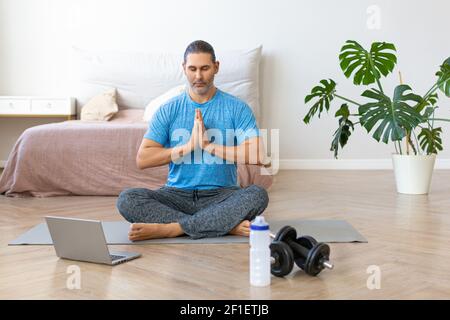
[303,79,336,123]
[339,41,397,85]
[330,104,354,158]
[415,93,438,113]
[359,85,423,143]
[436,57,450,97]
[422,106,439,124]
[418,127,443,154]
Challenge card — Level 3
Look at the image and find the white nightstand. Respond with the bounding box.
[0,96,76,120]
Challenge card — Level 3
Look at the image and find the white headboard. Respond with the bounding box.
[70,46,262,121]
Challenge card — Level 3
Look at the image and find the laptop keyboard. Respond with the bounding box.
[110,254,126,261]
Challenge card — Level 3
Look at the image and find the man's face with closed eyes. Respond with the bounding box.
[183,52,219,96]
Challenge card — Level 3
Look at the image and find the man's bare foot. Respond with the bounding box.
[128,222,184,241]
[229,220,251,237]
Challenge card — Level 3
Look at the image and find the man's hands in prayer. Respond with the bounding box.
[183,108,210,154]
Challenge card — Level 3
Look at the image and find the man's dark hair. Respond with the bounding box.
[183,40,216,64]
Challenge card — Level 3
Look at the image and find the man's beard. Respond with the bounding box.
[190,81,212,95]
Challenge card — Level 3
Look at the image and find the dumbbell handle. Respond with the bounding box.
[269,233,334,270]
[286,238,311,257]
[270,232,309,257]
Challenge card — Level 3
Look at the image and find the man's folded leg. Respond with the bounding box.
[179,184,269,239]
[115,185,269,240]
[116,187,194,241]
[116,187,194,223]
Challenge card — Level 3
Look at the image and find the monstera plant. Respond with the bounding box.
[303,40,450,194]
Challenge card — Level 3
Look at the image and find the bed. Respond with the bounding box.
[0,46,273,197]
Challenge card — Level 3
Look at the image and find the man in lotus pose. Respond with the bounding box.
[116,40,269,240]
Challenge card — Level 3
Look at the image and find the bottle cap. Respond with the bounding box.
[250,216,269,231]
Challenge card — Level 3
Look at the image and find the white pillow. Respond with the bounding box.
[143,84,186,122]
[71,46,262,122]
[80,88,119,121]
[214,46,262,122]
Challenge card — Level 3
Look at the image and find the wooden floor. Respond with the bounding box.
[1,169,450,299]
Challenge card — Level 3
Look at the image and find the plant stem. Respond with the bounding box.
[394,141,399,154]
[412,129,421,155]
[375,77,384,94]
[368,54,384,94]
[397,140,403,154]
[423,76,448,101]
[407,133,418,155]
[334,94,362,107]
[431,108,436,130]
[429,118,450,123]
[406,131,410,155]
[423,83,438,101]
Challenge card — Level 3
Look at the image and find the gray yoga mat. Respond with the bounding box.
[8,219,367,245]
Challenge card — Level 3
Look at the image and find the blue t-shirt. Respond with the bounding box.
[144,89,259,190]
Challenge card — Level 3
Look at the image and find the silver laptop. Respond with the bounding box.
[45,216,141,265]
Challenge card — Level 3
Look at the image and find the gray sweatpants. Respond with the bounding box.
[116,184,269,239]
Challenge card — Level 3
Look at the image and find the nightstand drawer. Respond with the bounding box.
[31,99,72,115]
[0,100,30,114]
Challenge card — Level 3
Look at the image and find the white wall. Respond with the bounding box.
[1,0,450,168]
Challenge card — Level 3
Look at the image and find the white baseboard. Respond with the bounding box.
[279,159,450,170]
[2,158,450,170]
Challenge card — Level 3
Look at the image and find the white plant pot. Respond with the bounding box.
[392,154,436,194]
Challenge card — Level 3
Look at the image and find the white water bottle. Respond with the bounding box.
[249,216,271,287]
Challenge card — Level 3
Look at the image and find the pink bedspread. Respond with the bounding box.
[0,111,273,197]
